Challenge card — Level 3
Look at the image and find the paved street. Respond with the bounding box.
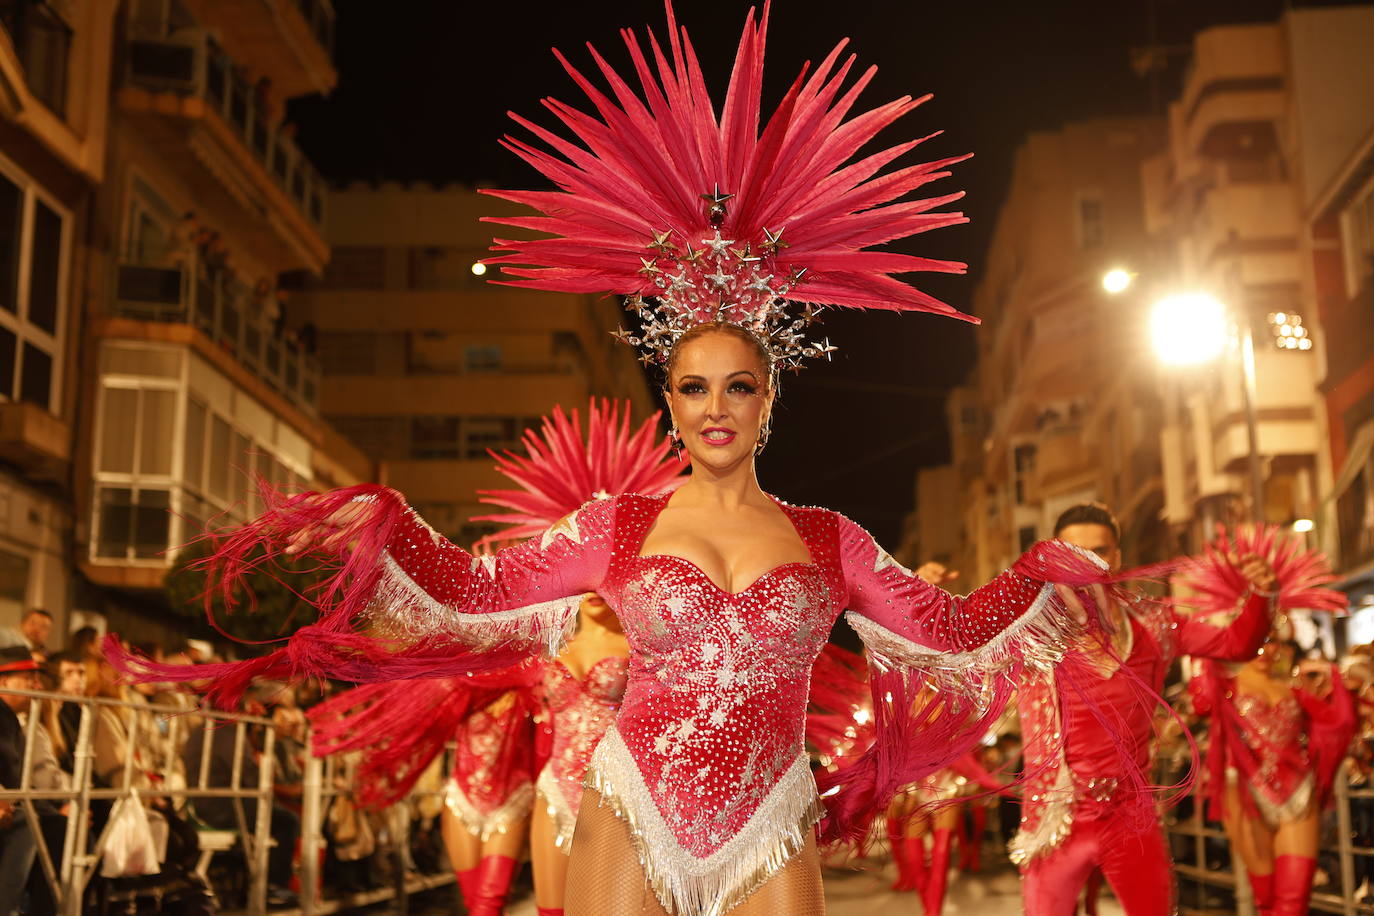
[489,856,1128,915]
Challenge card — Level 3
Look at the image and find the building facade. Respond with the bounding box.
[908,116,1166,583]
[0,1,117,646]
[71,0,372,644]
[289,184,655,546]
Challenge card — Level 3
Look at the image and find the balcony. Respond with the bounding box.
[113,259,320,414]
[117,31,329,274]
[1196,183,1298,266]
[0,400,67,479]
[178,0,336,99]
[1180,25,1284,158]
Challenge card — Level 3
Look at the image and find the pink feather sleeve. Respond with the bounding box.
[815,517,1133,844]
[108,484,616,709]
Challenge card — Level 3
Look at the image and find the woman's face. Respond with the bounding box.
[666,330,773,472]
[579,593,621,632]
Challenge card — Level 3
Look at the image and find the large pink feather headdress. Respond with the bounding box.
[482,1,974,372]
[473,398,686,546]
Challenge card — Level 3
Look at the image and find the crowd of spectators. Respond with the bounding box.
[0,617,453,915]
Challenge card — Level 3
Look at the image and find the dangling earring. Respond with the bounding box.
[669,426,684,462]
[755,418,772,455]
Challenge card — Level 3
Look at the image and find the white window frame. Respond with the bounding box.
[0,151,70,413]
[1340,171,1374,299]
[89,341,312,566]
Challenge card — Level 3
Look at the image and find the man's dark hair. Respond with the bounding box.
[1052,502,1120,542]
[22,608,52,621]
[46,650,78,666]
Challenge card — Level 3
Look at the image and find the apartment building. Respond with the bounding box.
[0,1,116,641]
[77,0,372,639]
[288,184,654,546]
[916,116,1165,583]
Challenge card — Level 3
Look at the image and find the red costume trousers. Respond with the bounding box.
[1021,809,1172,916]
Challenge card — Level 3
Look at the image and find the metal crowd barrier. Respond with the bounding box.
[1164,760,1374,916]
[0,686,275,916]
[0,686,456,916]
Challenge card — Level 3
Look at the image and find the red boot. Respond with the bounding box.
[922,828,954,916]
[903,835,928,893]
[455,867,480,908]
[1271,855,1316,916]
[887,818,912,890]
[1247,869,1275,916]
[467,855,519,916]
[960,807,986,872]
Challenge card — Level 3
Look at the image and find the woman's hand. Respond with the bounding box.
[1236,552,1278,596]
[282,495,376,556]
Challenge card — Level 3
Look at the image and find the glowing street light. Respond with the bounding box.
[470,261,488,277]
[1102,268,1133,294]
[1150,292,1229,366]
[1293,518,1315,533]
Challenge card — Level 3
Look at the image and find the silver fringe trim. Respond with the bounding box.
[844,578,1086,723]
[1228,767,1315,829]
[1008,736,1076,865]
[370,551,581,657]
[443,777,535,841]
[536,765,578,854]
[584,726,822,916]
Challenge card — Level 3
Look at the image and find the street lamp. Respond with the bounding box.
[1102,268,1134,295]
[1149,291,1265,523]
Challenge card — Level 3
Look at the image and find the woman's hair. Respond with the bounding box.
[664,322,777,392]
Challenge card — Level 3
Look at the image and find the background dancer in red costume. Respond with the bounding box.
[1015,503,1275,916]
[1183,526,1356,916]
[309,667,540,916]
[111,6,1171,913]
[469,399,681,916]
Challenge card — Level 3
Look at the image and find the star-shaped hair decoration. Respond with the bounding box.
[700,185,734,208]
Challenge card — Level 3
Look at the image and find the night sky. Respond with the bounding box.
[290,0,1345,544]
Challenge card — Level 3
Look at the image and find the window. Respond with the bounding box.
[322,246,385,289]
[463,417,529,459]
[319,331,379,374]
[464,345,502,372]
[1076,193,1104,249]
[411,416,460,460]
[0,160,67,413]
[125,180,179,264]
[0,0,71,116]
[1013,443,1037,505]
[91,343,311,564]
[1342,178,1374,295]
[1018,525,1037,553]
[95,486,170,560]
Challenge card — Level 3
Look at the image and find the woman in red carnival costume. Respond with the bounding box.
[1182,526,1355,916]
[309,665,541,915]
[112,5,1168,913]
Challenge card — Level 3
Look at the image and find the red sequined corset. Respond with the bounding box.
[446,692,535,838]
[1233,692,1308,808]
[377,491,1095,916]
[538,656,627,846]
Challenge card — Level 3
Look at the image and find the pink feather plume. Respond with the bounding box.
[481,1,975,320]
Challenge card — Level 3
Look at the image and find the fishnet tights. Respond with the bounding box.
[565,789,826,916]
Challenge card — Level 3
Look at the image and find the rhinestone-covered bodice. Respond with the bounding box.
[541,657,627,815]
[1234,692,1305,783]
[598,498,841,858]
